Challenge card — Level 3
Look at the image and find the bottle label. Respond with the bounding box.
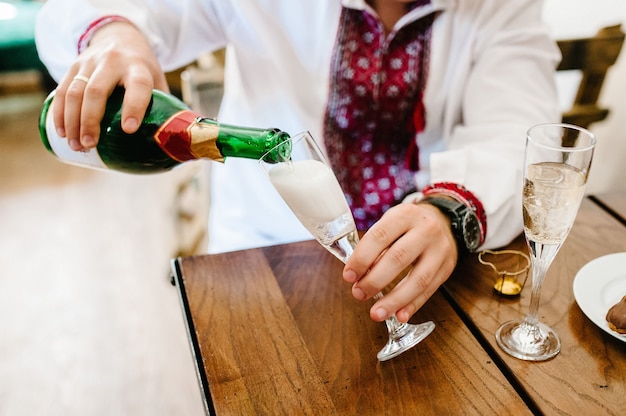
[189,121,224,162]
[154,110,223,162]
[45,108,107,169]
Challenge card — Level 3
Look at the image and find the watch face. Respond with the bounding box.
[422,196,481,253]
[462,212,482,251]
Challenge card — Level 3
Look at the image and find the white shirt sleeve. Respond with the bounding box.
[425,0,561,249]
[35,0,228,81]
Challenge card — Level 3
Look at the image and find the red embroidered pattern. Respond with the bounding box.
[422,182,487,245]
[323,5,433,230]
[78,15,132,54]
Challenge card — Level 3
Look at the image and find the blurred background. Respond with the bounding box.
[544,0,626,193]
[0,1,624,415]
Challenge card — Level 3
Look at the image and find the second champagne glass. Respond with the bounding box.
[259,132,434,361]
[496,123,596,361]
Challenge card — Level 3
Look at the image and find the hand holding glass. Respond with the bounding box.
[496,123,596,361]
[260,132,434,361]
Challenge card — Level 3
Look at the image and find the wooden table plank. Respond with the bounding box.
[175,250,337,415]
[591,191,626,224]
[444,198,626,416]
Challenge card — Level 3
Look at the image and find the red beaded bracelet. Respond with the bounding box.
[78,15,133,54]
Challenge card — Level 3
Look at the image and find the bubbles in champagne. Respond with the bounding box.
[523,162,585,244]
[268,159,352,223]
[307,212,356,246]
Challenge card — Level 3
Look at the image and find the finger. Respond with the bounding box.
[346,204,422,289]
[54,64,86,141]
[78,72,113,149]
[369,256,440,323]
[343,210,407,282]
[64,73,93,150]
[120,69,156,133]
[351,229,423,301]
[51,84,67,139]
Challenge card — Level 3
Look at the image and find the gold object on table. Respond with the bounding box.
[478,249,530,296]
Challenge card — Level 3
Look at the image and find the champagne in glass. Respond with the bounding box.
[267,159,359,262]
[260,132,434,361]
[496,123,595,361]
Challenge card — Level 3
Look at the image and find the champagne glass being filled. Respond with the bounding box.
[259,132,435,361]
[496,123,596,361]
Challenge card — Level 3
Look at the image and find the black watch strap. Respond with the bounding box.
[421,196,481,253]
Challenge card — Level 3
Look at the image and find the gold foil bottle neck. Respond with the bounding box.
[188,119,224,162]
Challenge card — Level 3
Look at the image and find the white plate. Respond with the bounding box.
[573,252,626,343]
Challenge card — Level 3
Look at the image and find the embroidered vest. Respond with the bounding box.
[323,4,434,230]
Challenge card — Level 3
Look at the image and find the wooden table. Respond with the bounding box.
[591,191,626,224]
[444,197,626,415]
[173,197,626,415]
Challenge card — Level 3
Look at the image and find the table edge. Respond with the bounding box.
[589,194,626,226]
[172,257,214,416]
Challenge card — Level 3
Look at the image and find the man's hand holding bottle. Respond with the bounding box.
[52,21,167,151]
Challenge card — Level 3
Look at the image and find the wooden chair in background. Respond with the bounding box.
[557,24,625,129]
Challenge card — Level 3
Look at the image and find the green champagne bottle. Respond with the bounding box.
[39,88,292,174]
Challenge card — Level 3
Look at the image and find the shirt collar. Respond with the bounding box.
[341,0,452,16]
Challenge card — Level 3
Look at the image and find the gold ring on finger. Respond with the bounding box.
[72,74,90,83]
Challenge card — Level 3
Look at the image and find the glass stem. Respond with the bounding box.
[525,243,558,326]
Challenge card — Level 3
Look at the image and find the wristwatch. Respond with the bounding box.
[421,196,482,253]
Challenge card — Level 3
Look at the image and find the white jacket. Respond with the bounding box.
[36,0,561,253]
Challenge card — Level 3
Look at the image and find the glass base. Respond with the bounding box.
[377,321,435,362]
[495,319,560,361]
